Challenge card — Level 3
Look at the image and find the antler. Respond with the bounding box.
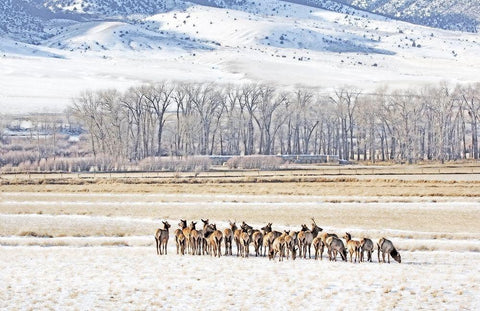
[311,217,317,226]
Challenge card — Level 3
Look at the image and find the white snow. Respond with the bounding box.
[1,1,480,113]
[1,189,480,309]
[0,245,479,310]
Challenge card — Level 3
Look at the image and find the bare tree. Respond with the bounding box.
[142,82,174,156]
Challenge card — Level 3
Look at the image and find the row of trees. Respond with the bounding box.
[71,81,480,163]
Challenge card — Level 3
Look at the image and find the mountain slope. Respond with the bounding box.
[1,0,479,45]
[332,0,479,32]
[1,0,480,113]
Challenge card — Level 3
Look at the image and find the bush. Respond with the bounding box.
[138,156,211,172]
[226,155,283,170]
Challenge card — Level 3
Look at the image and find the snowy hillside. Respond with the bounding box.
[1,0,480,113]
[334,0,480,32]
[1,0,478,44]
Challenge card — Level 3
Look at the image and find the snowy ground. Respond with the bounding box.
[1,245,479,310]
[1,191,480,309]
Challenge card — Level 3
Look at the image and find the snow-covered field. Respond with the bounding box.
[2,1,480,113]
[1,244,479,310]
[1,191,480,309]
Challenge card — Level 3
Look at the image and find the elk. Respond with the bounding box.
[315,232,338,260]
[240,229,251,258]
[198,218,210,255]
[179,219,192,254]
[189,221,201,255]
[284,230,295,260]
[223,221,234,256]
[312,236,323,260]
[249,229,264,257]
[289,230,298,248]
[326,236,347,261]
[269,232,287,261]
[343,232,361,263]
[261,223,282,238]
[155,221,171,255]
[377,238,401,263]
[263,232,275,257]
[204,224,223,257]
[297,219,323,259]
[232,222,243,257]
[173,227,186,255]
[261,223,282,257]
[360,237,374,262]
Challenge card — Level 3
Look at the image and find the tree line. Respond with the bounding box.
[70,81,480,164]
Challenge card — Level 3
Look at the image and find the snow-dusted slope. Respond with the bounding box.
[334,0,480,32]
[1,0,480,113]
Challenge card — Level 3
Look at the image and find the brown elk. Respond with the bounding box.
[198,218,210,255]
[315,232,338,260]
[377,238,401,263]
[297,219,323,259]
[155,221,171,255]
[179,219,192,254]
[326,236,347,261]
[232,222,243,257]
[263,232,274,257]
[223,221,234,256]
[249,229,264,257]
[269,232,287,261]
[343,232,361,263]
[240,229,251,258]
[261,223,281,257]
[189,221,201,255]
[284,230,295,260]
[173,227,186,255]
[204,224,223,257]
[360,237,374,262]
[312,236,323,260]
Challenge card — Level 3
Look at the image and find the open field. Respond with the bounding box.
[1,246,479,310]
[1,166,480,309]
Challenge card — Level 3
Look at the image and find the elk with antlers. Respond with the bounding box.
[297,218,323,259]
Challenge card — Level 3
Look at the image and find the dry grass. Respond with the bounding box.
[2,177,480,197]
[2,166,480,237]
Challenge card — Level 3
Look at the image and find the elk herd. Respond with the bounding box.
[154,218,401,264]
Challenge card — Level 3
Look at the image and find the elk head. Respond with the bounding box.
[261,223,272,233]
[241,221,252,232]
[391,249,401,263]
[179,219,187,229]
[162,221,171,229]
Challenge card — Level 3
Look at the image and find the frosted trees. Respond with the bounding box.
[330,88,359,160]
[458,83,480,159]
[67,81,480,166]
[143,82,174,156]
